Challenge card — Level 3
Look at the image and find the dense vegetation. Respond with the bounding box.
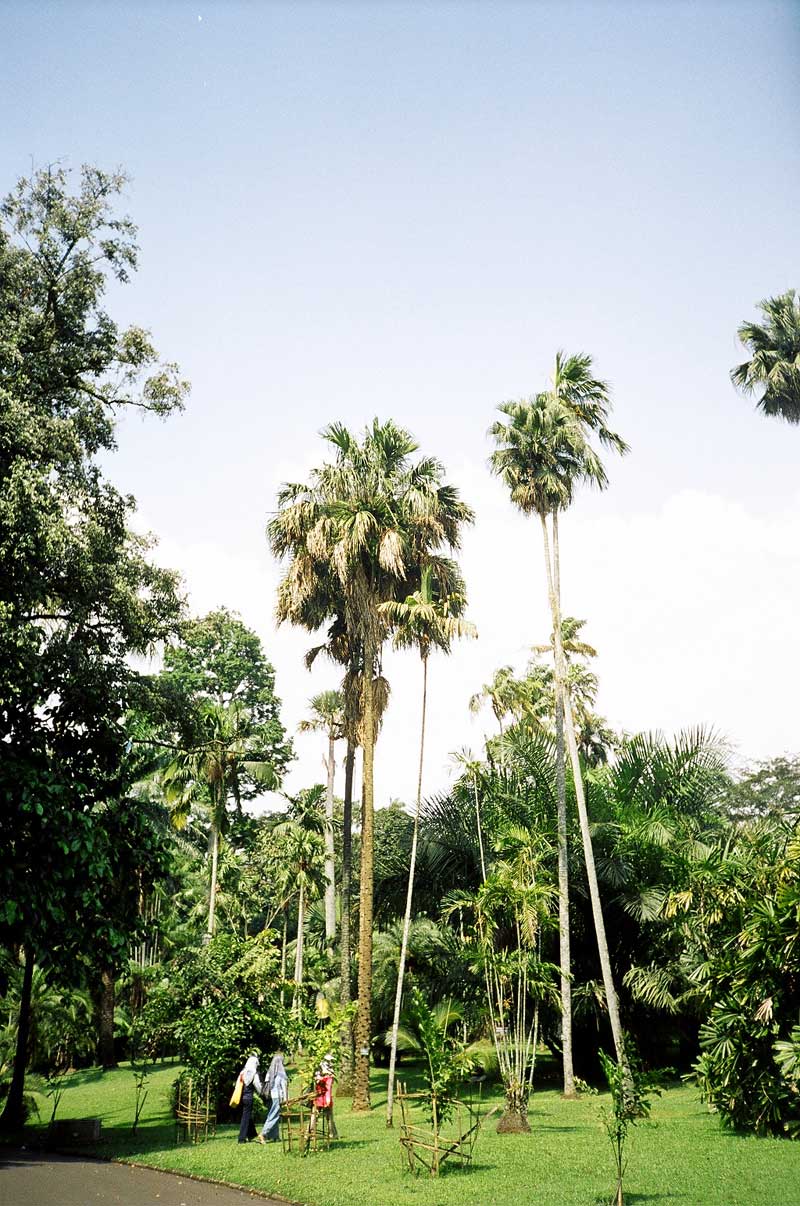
[2,162,799,1200]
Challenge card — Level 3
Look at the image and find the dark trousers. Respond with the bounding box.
[238,1086,256,1142]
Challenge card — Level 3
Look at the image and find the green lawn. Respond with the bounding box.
[21,1062,800,1206]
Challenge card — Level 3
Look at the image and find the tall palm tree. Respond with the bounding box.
[269,418,473,1110]
[298,690,345,946]
[380,562,476,1126]
[731,289,800,424]
[490,355,628,1083]
[161,700,277,937]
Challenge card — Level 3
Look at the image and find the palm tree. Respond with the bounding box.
[298,690,345,946]
[469,665,530,734]
[380,562,476,1126]
[161,701,277,937]
[731,290,800,423]
[274,787,327,1015]
[490,354,628,1083]
[269,419,473,1110]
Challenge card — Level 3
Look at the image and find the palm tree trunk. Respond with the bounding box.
[385,654,428,1127]
[339,739,355,1093]
[324,731,337,945]
[293,881,305,1015]
[0,944,34,1130]
[353,638,376,1111]
[552,512,575,1098]
[207,821,219,939]
[541,511,625,1065]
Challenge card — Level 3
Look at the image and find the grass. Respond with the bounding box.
[17,1061,800,1206]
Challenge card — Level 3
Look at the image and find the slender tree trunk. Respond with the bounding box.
[98,967,116,1069]
[207,822,219,938]
[339,739,355,1094]
[324,732,337,945]
[280,912,288,1007]
[293,882,305,1015]
[386,654,428,1127]
[0,945,34,1131]
[473,771,487,883]
[353,638,376,1111]
[552,511,575,1097]
[541,511,625,1064]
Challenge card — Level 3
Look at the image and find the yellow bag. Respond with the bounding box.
[229,1075,243,1107]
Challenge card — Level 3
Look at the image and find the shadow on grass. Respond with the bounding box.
[617,1196,686,1204]
[537,1124,589,1133]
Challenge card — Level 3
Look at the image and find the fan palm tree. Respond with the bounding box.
[160,700,278,937]
[380,562,476,1126]
[490,355,628,1084]
[731,289,800,424]
[298,689,345,946]
[269,419,473,1109]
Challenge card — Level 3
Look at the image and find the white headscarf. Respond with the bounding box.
[242,1053,260,1087]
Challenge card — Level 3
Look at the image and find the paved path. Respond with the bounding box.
[0,1149,292,1206]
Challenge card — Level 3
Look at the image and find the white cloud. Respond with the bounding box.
[143,478,800,810]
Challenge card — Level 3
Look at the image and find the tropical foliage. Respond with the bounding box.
[3,158,799,1169]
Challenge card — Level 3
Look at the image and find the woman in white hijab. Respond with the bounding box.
[237,1052,263,1143]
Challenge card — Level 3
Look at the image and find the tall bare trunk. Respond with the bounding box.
[541,511,625,1064]
[293,881,305,1015]
[353,638,376,1111]
[207,821,219,938]
[0,945,33,1130]
[386,654,428,1127]
[339,740,355,1093]
[324,732,337,945]
[552,512,575,1097]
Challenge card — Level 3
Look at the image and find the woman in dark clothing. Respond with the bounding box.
[237,1053,263,1143]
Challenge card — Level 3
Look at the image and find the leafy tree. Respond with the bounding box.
[396,986,472,1130]
[689,823,800,1136]
[0,164,188,1129]
[731,289,800,424]
[490,352,627,1091]
[599,1039,661,1206]
[159,608,293,778]
[720,754,800,824]
[133,930,288,1096]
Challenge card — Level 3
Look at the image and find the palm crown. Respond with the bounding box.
[731,289,800,424]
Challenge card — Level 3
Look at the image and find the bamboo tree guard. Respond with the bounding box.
[396,1083,498,1176]
[174,1076,215,1143]
[281,1092,335,1156]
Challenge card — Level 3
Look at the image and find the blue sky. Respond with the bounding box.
[3,1,799,803]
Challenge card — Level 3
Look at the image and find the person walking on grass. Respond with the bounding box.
[237,1052,263,1143]
[258,1053,289,1144]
